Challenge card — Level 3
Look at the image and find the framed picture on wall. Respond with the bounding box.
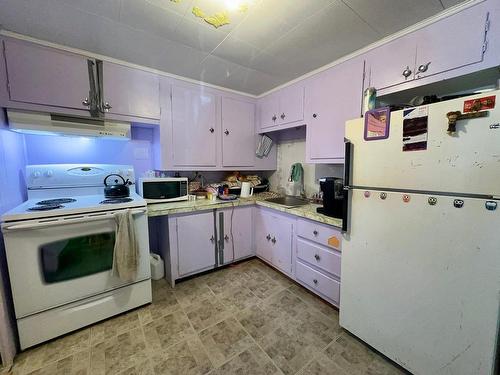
[364,107,390,141]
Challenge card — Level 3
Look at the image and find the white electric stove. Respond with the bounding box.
[1,164,152,350]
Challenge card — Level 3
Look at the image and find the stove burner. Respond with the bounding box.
[36,198,77,205]
[28,204,64,211]
[100,198,133,204]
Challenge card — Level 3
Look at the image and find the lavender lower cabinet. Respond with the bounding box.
[217,206,254,264]
[254,208,293,276]
[2,39,91,111]
[173,212,216,277]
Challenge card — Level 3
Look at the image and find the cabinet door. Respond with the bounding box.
[414,4,488,80]
[254,208,273,262]
[306,59,364,162]
[171,85,218,167]
[176,212,216,276]
[218,206,253,263]
[278,84,304,125]
[222,97,255,167]
[3,39,90,110]
[102,62,160,119]
[366,33,417,90]
[259,93,279,129]
[269,215,293,275]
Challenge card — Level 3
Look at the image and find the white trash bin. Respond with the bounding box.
[150,253,165,280]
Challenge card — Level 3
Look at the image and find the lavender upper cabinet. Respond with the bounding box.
[3,39,91,111]
[364,33,417,90]
[102,62,160,120]
[259,92,279,129]
[277,84,304,125]
[413,3,489,80]
[218,206,253,264]
[306,59,364,163]
[221,97,255,167]
[171,85,218,167]
[176,212,216,276]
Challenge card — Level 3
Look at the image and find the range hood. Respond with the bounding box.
[6,109,131,140]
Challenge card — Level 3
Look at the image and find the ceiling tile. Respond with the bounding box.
[228,65,284,95]
[144,0,195,17]
[185,0,251,34]
[210,36,261,68]
[119,0,182,39]
[441,0,467,8]
[262,1,378,77]
[55,0,122,21]
[342,0,444,36]
[168,17,228,53]
[245,52,294,78]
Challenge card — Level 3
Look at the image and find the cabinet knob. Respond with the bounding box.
[313,279,318,284]
[271,237,276,244]
[314,254,320,261]
[209,127,215,133]
[402,66,412,79]
[272,115,277,122]
[103,102,112,111]
[313,230,318,236]
[280,113,285,120]
[224,129,230,135]
[210,235,215,243]
[82,98,90,106]
[312,113,318,119]
[224,234,229,241]
[417,62,431,73]
[266,234,271,241]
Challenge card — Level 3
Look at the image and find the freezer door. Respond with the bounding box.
[340,189,500,375]
[345,90,500,196]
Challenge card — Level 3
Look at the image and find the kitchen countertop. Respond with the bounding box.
[147,194,343,229]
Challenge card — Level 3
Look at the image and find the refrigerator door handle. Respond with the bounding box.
[342,140,352,232]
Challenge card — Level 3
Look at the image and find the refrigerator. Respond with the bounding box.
[340,90,500,375]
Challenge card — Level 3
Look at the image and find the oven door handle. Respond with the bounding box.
[2,208,147,231]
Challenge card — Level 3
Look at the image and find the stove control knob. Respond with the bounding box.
[32,171,41,179]
[45,170,53,177]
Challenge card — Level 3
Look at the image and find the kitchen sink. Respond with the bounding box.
[265,196,310,208]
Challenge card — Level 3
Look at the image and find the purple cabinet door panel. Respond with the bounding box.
[259,93,279,129]
[414,3,487,80]
[222,97,255,167]
[306,59,364,162]
[254,208,273,262]
[171,85,218,167]
[3,39,90,110]
[102,62,160,119]
[176,212,216,276]
[365,33,417,90]
[220,206,253,263]
[278,84,304,125]
[270,214,293,275]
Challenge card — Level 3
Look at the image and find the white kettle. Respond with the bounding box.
[240,182,254,198]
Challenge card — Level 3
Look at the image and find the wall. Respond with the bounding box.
[23,127,155,179]
[268,127,343,197]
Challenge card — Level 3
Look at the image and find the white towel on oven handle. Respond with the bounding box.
[113,209,139,282]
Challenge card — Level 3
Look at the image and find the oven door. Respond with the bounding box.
[1,208,150,318]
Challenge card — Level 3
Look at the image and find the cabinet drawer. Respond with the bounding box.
[296,238,341,278]
[297,219,341,251]
[296,261,340,304]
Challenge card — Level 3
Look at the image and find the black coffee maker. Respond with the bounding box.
[317,177,345,218]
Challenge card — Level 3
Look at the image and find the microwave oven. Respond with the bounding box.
[138,177,189,203]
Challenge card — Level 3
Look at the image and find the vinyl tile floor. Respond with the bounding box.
[4,258,408,375]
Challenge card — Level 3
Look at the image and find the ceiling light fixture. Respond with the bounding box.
[170,0,252,29]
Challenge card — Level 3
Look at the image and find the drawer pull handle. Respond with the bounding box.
[313,279,318,284]
[271,237,276,244]
[224,234,229,241]
[266,234,271,241]
[313,230,318,236]
[314,254,320,261]
[210,235,215,243]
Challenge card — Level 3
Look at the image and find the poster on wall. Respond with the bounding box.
[364,107,390,141]
[402,106,428,152]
